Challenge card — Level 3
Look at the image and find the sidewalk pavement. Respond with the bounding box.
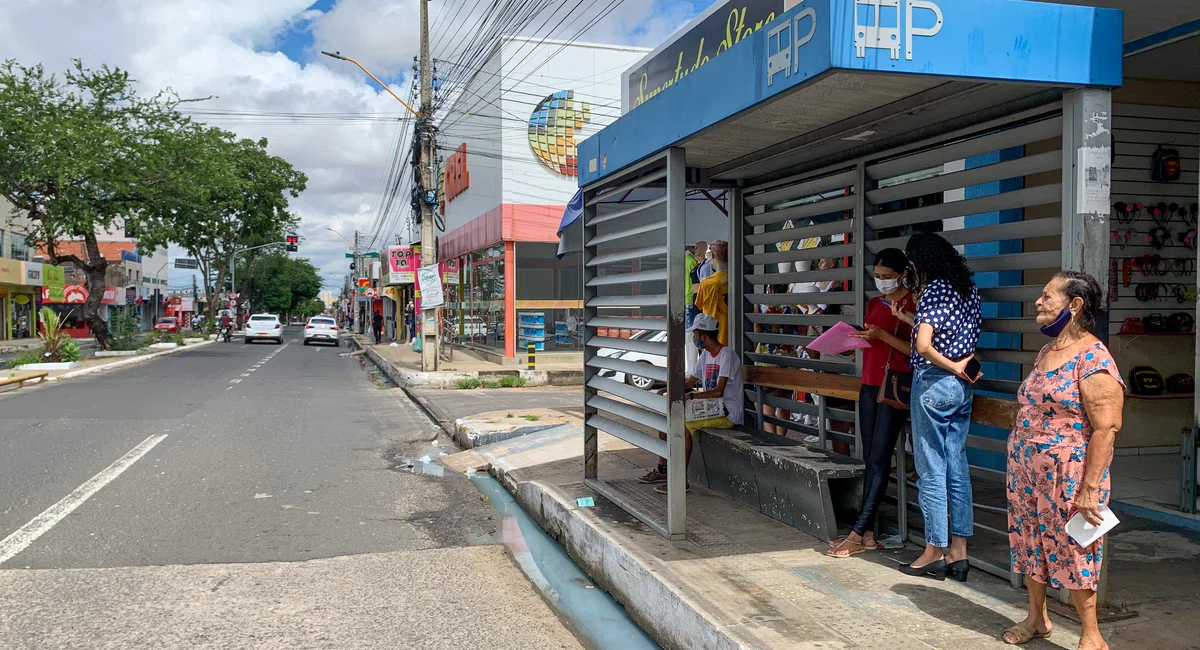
[363,336,583,373]
[347,336,583,389]
[441,418,1200,650]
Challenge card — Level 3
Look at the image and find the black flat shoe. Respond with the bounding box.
[900,559,946,581]
[947,559,970,582]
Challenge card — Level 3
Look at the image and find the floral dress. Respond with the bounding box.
[1007,342,1124,591]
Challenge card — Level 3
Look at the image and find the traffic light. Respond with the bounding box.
[286,235,298,252]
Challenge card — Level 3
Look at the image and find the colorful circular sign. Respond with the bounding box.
[528,90,592,177]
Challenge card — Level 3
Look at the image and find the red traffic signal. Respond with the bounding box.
[286,235,298,252]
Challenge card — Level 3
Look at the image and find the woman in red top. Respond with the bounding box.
[829,248,916,557]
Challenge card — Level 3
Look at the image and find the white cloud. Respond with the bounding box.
[0,0,705,289]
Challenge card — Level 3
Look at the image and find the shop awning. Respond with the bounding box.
[556,189,584,259]
[578,0,1124,189]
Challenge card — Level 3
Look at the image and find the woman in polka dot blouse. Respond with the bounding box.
[893,233,982,582]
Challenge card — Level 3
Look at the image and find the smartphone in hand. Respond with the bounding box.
[963,357,983,383]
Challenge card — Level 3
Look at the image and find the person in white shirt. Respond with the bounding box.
[638,314,743,493]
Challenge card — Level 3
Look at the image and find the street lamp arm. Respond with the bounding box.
[325,227,355,248]
[321,51,420,118]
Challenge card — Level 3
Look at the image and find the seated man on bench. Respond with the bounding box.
[638,313,744,494]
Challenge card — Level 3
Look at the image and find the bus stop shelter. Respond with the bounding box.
[575,0,1123,575]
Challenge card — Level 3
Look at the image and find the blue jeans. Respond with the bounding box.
[685,303,698,329]
[911,365,974,547]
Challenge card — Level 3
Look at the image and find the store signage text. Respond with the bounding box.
[388,245,417,285]
[444,143,470,204]
[626,0,794,109]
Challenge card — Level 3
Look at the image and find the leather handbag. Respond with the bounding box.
[877,316,912,410]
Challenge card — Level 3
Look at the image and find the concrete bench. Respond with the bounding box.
[715,365,1021,541]
[0,371,49,390]
[689,426,865,541]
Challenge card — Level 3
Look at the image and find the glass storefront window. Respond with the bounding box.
[459,246,506,353]
[515,243,584,353]
[10,233,30,262]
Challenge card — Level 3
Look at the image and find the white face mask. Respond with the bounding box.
[875,277,900,295]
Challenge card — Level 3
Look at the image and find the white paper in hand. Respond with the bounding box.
[1065,504,1119,548]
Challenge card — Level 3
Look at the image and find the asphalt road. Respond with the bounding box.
[0,327,583,649]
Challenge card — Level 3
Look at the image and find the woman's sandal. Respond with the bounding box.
[827,534,876,549]
[826,537,867,558]
[1002,623,1052,645]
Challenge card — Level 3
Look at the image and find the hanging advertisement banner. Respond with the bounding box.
[416,264,445,309]
[388,246,417,284]
[101,286,120,305]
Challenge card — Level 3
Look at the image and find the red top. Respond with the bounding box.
[861,293,916,387]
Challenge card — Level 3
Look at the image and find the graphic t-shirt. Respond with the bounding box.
[689,345,744,425]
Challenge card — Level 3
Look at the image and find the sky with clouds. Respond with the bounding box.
[0,0,717,291]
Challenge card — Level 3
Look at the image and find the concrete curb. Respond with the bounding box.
[49,340,214,382]
[344,338,581,389]
[514,480,740,650]
[452,418,560,449]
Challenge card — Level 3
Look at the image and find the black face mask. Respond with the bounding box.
[693,335,704,350]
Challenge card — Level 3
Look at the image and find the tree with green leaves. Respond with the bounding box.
[0,60,188,349]
[236,253,322,318]
[162,126,306,322]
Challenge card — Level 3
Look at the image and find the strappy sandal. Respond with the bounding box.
[1002,623,1052,645]
[827,534,875,549]
[826,537,866,558]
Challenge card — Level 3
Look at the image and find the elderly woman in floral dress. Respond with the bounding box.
[1003,271,1124,650]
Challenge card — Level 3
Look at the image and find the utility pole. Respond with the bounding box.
[354,229,361,335]
[418,0,439,371]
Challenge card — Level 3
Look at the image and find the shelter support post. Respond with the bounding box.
[582,188,599,481]
[1060,89,1113,296]
[664,147,688,539]
[1061,87,1113,609]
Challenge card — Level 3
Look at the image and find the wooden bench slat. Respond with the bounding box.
[743,366,1019,429]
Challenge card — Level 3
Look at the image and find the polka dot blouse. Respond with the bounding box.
[910,278,982,369]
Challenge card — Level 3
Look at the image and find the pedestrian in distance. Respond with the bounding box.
[1002,272,1122,649]
[896,232,982,582]
[695,240,729,345]
[372,310,384,345]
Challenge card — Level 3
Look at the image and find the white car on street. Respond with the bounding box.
[303,316,340,347]
[245,314,284,345]
[596,329,667,390]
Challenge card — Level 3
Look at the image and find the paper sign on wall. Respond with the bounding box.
[416,265,445,309]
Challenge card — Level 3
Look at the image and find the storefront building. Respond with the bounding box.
[570,0,1199,616]
[433,36,650,361]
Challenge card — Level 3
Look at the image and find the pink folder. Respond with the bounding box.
[805,321,872,356]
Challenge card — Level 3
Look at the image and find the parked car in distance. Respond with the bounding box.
[303,316,339,346]
[454,315,488,340]
[595,329,667,390]
[153,317,180,334]
[245,314,284,345]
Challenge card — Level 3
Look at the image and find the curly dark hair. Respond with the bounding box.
[904,232,975,298]
[1053,271,1102,332]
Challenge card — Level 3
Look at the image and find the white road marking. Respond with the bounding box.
[0,434,168,565]
[230,379,242,384]
[240,374,251,377]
